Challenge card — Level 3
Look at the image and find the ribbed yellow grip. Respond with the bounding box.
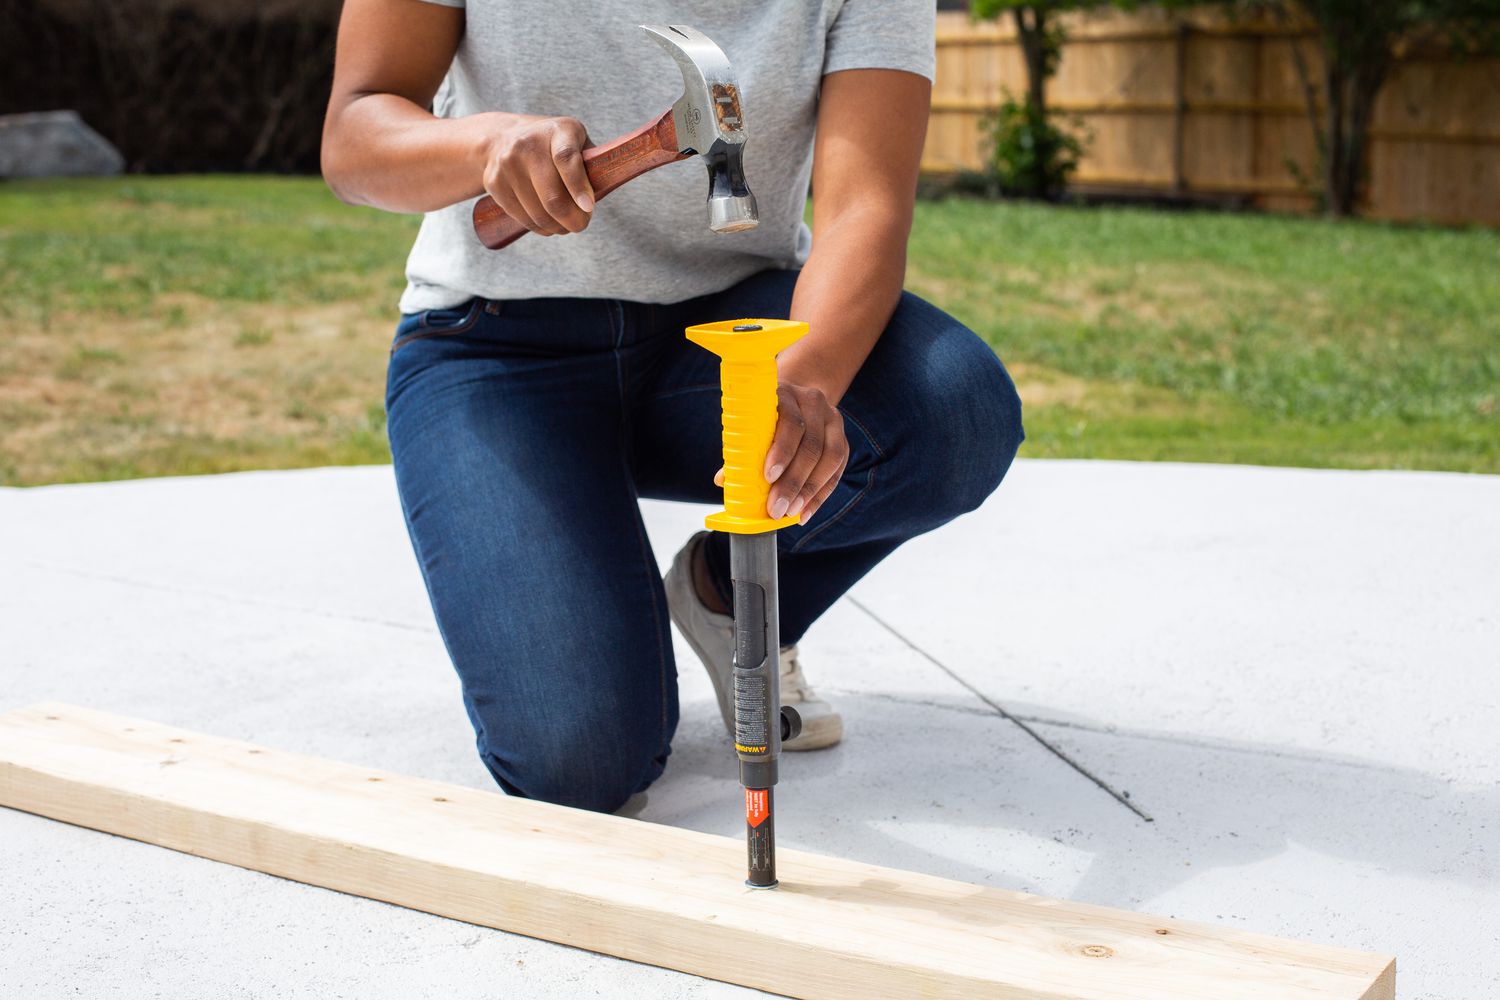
[685,319,809,534]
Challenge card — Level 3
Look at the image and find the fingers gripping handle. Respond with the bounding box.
[684,319,809,534]
[471,110,689,251]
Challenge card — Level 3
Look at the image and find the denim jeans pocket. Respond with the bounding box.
[391,298,487,354]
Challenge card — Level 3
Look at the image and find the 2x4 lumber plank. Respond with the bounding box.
[0,704,1396,1000]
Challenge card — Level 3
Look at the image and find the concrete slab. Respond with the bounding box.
[850,460,1500,783]
[2,460,1495,998]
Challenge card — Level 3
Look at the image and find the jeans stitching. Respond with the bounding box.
[841,406,886,459]
[611,299,672,770]
[790,460,875,553]
[627,482,673,779]
[789,406,884,552]
[388,447,515,794]
[610,300,625,350]
[389,299,484,355]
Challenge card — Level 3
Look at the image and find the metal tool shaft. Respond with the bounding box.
[684,317,808,889]
[731,531,781,887]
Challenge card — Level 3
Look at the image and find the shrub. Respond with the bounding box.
[979,93,1085,200]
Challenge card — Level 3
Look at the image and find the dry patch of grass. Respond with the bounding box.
[3,177,1496,482]
[0,293,395,484]
[1005,362,1095,408]
[0,175,418,485]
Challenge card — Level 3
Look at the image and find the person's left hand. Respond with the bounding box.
[714,381,849,526]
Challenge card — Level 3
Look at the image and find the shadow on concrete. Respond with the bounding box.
[647,692,1496,912]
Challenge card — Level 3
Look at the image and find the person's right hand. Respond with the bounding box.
[481,115,596,237]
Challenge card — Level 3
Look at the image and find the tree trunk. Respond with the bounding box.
[1338,63,1386,217]
[1012,7,1048,111]
[1320,50,1390,218]
[1322,57,1349,216]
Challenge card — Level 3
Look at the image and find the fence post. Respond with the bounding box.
[1173,21,1189,195]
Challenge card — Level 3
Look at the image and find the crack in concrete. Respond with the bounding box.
[27,560,1380,789]
[847,690,997,718]
[845,690,1413,778]
[1012,713,1417,775]
[847,596,1155,823]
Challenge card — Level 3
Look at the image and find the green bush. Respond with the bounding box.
[980,93,1085,201]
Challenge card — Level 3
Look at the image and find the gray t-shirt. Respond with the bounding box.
[400,0,935,313]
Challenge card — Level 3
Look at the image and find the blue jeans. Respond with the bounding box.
[386,268,1023,812]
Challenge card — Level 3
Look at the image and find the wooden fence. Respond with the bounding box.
[925,8,1500,224]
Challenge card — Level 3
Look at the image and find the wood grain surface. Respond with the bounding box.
[0,704,1396,1000]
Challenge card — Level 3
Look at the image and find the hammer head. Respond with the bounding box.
[640,24,758,234]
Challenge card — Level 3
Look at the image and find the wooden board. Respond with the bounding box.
[0,704,1396,1000]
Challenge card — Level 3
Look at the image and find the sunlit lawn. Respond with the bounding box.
[1,175,1495,485]
[905,195,1499,472]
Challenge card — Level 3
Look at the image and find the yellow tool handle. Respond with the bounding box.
[684,319,809,534]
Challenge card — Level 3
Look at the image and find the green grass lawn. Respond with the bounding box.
[0,175,1496,485]
[906,196,1499,472]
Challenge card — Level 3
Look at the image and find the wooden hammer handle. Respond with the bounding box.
[471,109,689,251]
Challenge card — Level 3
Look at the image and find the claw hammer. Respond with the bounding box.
[472,24,757,250]
[687,319,808,888]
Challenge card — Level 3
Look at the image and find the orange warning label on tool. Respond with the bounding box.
[745,788,769,828]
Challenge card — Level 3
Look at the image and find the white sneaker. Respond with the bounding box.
[774,643,843,750]
[664,531,843,751]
